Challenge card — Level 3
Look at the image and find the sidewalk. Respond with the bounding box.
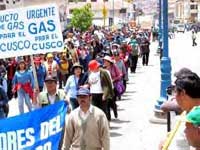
[110,41,167,150]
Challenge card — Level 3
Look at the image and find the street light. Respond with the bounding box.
[150,0,172,123]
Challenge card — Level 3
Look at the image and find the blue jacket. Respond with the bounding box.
[12,70,34,89]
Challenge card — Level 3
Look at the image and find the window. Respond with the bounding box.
[191,5,198,9]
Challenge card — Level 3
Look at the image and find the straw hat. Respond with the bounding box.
[103,55,114,63]
[72,63,83,72]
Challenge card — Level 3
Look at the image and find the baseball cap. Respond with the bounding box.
[77,87,90,96]
[45,75,57,82]
[88,60,100,71]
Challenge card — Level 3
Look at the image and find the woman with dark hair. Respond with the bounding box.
[12,59,34,114]
[91,39,103,59]
[64,63,88,110]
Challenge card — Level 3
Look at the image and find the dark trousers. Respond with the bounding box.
[92,93,108,119]
[192,39,197,46]
[142,52,150,66]
[107,89,118,121]
[7,79,13,100]
[130,55,138,73]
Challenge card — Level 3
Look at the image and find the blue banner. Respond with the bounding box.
[0,101,67,150]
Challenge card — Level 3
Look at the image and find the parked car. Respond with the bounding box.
[176,24,185,33]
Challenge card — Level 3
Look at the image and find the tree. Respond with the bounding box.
[70,4,94,32]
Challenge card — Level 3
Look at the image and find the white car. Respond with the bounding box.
[176,24,185,33]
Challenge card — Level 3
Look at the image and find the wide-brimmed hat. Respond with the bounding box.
[103,55,114,63]
[88,60,100,71]
[72,63,83,72]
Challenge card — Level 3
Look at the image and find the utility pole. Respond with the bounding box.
[113,0,114,25]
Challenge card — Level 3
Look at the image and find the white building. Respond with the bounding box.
[0,0,131,28]
[175,0,200,23]
[66,0,131,26]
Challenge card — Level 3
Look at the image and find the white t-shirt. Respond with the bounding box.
[89,71,103,94]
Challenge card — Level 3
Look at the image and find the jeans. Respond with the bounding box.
[70,98,79,110]
[17,90,32,114]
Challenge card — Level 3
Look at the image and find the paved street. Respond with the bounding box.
[110,31,200,150]
[7,31,200,150]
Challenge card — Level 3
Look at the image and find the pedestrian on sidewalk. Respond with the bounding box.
[192,31,197,46]
[103,56,123,120]
[64,63,88,110]
[61,87,110,150]
[129,34,139,73]
[140,37,150,66]
[86,60,113,121]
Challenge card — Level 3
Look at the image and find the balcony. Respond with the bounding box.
[190,9,198,14]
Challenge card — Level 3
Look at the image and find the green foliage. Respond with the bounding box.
[70,4,94,32]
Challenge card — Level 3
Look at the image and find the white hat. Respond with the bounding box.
[103,55,114,63]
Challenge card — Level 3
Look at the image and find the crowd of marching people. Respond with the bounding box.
[0,25,151,120]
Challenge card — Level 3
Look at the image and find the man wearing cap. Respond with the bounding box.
[62,87,110,150]
[184,106,200,150]
[37,75,69,107]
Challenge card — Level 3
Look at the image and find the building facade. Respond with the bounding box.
[175,0,200,23]
[0,0,131,27]
[66,0,131,26]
